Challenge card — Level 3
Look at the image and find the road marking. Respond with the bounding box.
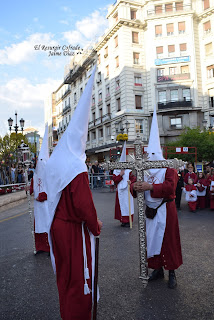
[0,211,28,223]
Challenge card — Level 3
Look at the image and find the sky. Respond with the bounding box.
[0,0,112,138]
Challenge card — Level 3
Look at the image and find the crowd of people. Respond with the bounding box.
[0,163,35,185]
[176,163,214,212]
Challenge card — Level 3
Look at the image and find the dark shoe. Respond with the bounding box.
[121,223,126,227]
[148,267,164,282]
[168,270,177,289]
[124,222,130,228]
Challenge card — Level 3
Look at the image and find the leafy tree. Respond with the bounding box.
[165,127,214,163]
[0,133,36,166]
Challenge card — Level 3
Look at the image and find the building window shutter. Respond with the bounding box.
[168,45,175,52]
[205,43,212,55]
[155,25,162,35]
[204,0,210,10]
[178,21,185,31]
[165,3,173,11]
[135,95,142,109]
[155,5,162,13]
[156,46,163,54]
[132,32,139,43]
[167,23,174,33]
[204,21,211,31]
[175,2,183,10]
[180,43,187,51]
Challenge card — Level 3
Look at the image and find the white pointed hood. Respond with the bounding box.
[45,65,96,221]
[35,124,49,174]
[119,141,126,162]
[147,105,164,161]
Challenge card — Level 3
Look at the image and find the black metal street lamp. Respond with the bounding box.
[8,112,25,163]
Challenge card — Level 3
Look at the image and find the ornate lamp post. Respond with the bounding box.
[8,112,25,163]
[115,118,130,158]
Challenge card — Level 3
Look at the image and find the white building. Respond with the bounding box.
[45,0,214,160]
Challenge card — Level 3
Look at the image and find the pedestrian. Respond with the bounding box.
[17,165,23,183]
[183,177,197,212]
[184,163,197,185]
[131,105,183,289]
[196,172,207,209]
[45,67,103,320]
[113,142,136,227]
[29,125,50,254]
[92,160,99,188]
[11,164,16,184]
[175,170,184,210]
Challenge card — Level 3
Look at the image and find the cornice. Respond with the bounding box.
[197,7,214,20]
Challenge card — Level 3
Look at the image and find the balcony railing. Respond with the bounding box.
[62,105,71,114]
[147,4,192,16]
[88,113,112,128]
[157,73,190,82]
[158,100,192,110]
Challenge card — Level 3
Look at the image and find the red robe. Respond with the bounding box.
[185,184,197,211]
[131,168,183,270]
[30,178,50,253]
[209,176,214,209]
[196,178,207,209]
[112,172,136,223]
[51,172,100,320]
[184,172,197,184]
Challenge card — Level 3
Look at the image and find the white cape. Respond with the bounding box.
[114,169,134,216]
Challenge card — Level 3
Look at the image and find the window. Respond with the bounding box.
[168,44,175,57]
[97,72,102,82]
[68,97,70,106]
[135,119,143,133]
[155,25,162,37]
[117,98,121,111]
[132,32,139,43]
[135,95,142,109]
[157,68,165,76]
[114,12,118,22]
[170,117,182,129]
[98,128,103,139]
[92,95,95,105]
[170,89,179,101]
[156,46,163,58]
[203,0,210,10]
[165,3,173,12]
[134,73,142,86]
[207,65,214,79]
[209,89,214,108]
[74,92,77,103]
[181,65,189,73]
[115,56,119,68]
[167,23,174,36]
[104,47,108,58]
[106,85,110,97]
[92,131,96,140]
[115,35,118,47]
[180,43,187,56]
[116,77,120,90]
[155,5,162,14]
[106,65,109,77]
[98,91,102,102]
[175,2,183,11]
[204,21,211,34]
[169,67,177,75]
[183,88,191,101]
[80,87,83,96]
[131,9,136,20]
[158,91,166,103]
[107,103,111,114]
[205,43,212,56]
[92,112,96,123]
[106,126,111,137]
[80,76,82,83]
[178,21,185,34]
[133,52,139,64]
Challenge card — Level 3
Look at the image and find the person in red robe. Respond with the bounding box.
[196,172,207,209]
[45,67,103,320]
[51,173,102,320]
[209,171,214,210]
[113,170,136,227]
[184,163,197,185]
[131,168,183,288]
[183,178,197,212]
[29,177,50,253]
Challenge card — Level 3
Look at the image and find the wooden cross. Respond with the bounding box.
[104,135,186,288]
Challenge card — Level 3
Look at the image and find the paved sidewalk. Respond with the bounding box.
[0,191,27,211]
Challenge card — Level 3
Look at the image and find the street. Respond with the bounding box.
[0,190,214,320]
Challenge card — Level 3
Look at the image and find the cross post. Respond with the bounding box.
[104,135,186,288]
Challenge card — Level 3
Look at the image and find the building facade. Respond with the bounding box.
[45,0,214,161]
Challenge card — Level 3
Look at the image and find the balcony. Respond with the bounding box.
[147,4,192,16]
[62,105,71,115]
[158,100,192,110]
[88,113,112,129]
[157,73,190,82]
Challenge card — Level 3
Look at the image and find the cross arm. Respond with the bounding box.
[102,161,135,171]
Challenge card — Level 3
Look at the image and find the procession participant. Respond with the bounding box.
[45,66,102,320]
[112,141,136,227]
[29,125,50,253]
[209,170,214,210]
[175,169,184,210]
[183,177,197,212]
[196,171,207,210]
[184,163,197,185]
[131,106,183,289]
